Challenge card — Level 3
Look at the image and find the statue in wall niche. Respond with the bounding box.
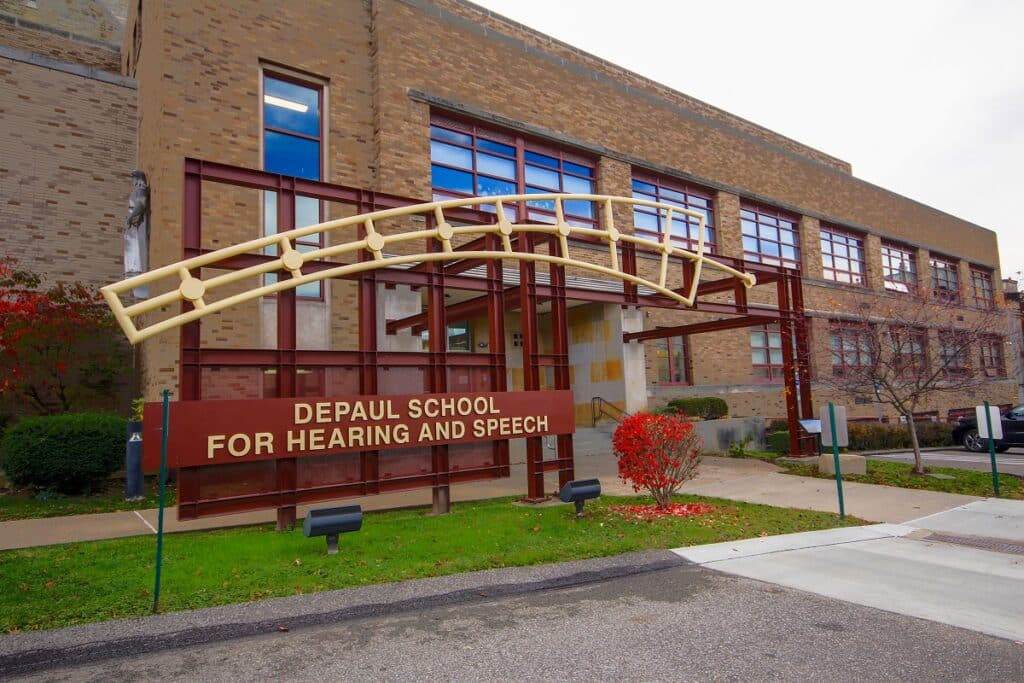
[123,169,150,298]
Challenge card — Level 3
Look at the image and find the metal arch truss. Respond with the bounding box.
[101,193,756,345]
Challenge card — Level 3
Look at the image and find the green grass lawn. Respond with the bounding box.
[779,459,1023,499]
[0,494,859,633]
[0,477,177,521]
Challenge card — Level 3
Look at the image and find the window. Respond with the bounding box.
[890,327,928,378]
[881,242,918,294]
[937,330,971,377]
[750,324,785,382]
[263,72,324,298]
[430,117,596,227]
[830,323,875,376]
[971,267,995,309]
[820,226,865,285]
[631,174,715,253]
[740,204,800,269]
[980,335,1006,377]
[930,255,960,304]
[652,336,689,384]
[420,323,474,352]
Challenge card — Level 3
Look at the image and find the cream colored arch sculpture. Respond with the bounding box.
[101,194,756,345]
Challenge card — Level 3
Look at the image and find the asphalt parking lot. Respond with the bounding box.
[868,449,1024,476]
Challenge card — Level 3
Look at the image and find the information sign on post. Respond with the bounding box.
[976,405,1003,440]
[819,405,849,447]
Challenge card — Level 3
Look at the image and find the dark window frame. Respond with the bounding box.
[820,225,866,286]
[881,241,918,294]
[652,335,691,385]
[980,335,1006,378]
[930,254,960,304]
[429,115,597,228]
[830,322,875,377]
[890,326,928,379]
[970,267,995,309]
[937,329,972,377]
[631,171,716,254]
[740,203,801,269]
[262,69,325,300]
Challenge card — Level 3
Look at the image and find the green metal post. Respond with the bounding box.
[153,389,170,613]
[984,400,1000,498]
[828,402,845,519]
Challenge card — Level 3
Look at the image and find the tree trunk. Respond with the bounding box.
[908,417,925,474]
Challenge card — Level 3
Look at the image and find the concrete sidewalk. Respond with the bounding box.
[0,452,984,551]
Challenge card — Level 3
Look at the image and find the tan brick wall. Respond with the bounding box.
[0,55,135,290]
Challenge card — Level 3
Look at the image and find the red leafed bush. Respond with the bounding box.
[612,412,702,509]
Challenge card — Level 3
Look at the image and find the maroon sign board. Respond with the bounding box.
[143,390,575,470]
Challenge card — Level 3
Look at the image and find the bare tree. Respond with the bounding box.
[816,283,1009,474]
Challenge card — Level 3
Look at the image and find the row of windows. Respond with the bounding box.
[652,324,1005,385]
[261,75,996,310]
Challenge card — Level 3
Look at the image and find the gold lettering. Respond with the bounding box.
[486,417,499,434]
[511,416,523,434]
[473,419,485,438]
[295,403,312,425]
[435,421,450,440]
[328,428,346,449]
[349,427,365,447]
[456,397,472,415]
[408,399,422,419]
[308,428,325,450]
[315,402,331,423]
[418,422,433,441]
[393,424,410,444]
[372,424,391,446]
[351,402,367,421]
[334,402,351,421]
[488,396,499,414]
[387,400,400,419]
[451,420,466,439]
[369,401,386,421]
[423,398,438,418]
[287,430,305,452]
[255,432,274,455]
[228,433,250,457]
[499,417,511,436]
[523,416,536,433]
[207,434,226,459]
[537,415,548,432]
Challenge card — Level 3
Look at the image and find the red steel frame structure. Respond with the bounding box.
[178,159,814,528]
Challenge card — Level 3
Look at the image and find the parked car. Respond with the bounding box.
[952,406,1023,452]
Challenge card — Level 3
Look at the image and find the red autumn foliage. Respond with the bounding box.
[0,259,127,414]
[612,412,703,509]
[608,502,715,521]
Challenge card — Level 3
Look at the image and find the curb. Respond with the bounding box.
[0,550,685,678]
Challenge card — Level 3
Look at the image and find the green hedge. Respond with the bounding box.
[665,397,729,420]
[846,421,953,451]
[768,431,790,454]
[0,413,126,494]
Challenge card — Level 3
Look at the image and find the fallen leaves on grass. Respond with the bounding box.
[607,503,716,521]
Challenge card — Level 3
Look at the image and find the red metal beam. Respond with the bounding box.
[623,314,778,342]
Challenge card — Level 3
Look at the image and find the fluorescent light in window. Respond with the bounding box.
[264,94,308,113]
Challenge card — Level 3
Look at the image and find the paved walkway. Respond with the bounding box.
[0,452,984,551]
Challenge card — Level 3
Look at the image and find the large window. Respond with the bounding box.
[971,267,995,309]
[930,254,960,304]
[938,329,971,377]
[830,323,875,377]
[881,242,918,294]
[820,226,865,285]
[980,335,1006,377]
[750,324,785,382]
[652,336,689,384]
[740,204,800,269]
[890,327,928,378]
[430,117,596,227]
[631,174,715,253]
[263,72,324,298]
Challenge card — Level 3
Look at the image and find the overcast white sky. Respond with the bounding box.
[472,0,1024,281]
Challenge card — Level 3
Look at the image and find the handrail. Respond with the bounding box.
[591,396,630,427]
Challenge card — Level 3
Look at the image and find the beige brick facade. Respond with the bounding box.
[112,0,1013,421]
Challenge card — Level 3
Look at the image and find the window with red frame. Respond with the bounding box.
[631,174,715,253]
[429,116,596,228]
[890,327,928,378]
[750,324,785,382]
[971,267,995,309]
[262,71,324,299]
[937,329,971,376]
[980,335,1006,377]
[741,204,800,269]
[881,242,918,294]
[651,336,690,384]
[830,323,875,376]
[930,255,960,303]
[947,407,973,423]
[820,226,866,285]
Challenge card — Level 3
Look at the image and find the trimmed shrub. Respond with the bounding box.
[913,421,955,447]
[665,397,729,421]
[844,421,954,451]
[768,430,790,454]
[613,412,702,508]
[766,419,789,433]
[0,413,126,493]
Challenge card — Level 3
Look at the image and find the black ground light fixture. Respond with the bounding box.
[559,479,601,517]
[303,505,363,555]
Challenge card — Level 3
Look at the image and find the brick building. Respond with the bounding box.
[4,0,1014,428]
